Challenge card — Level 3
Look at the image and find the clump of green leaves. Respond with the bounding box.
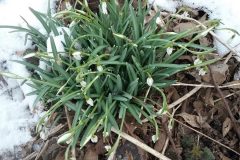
[1,0,217,156]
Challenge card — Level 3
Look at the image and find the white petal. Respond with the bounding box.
[166,47,173,55]
[72,51,82,60]
[90,135,98,143]
[57,132,72,144]
[147,77,154,86]
[97,65,103,72]
[102,2,108,14]
[87,98,94,106]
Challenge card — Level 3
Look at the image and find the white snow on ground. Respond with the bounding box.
[149,0,240,59]
[0,0,56,152]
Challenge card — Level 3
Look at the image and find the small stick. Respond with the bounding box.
[35,140,49,160]
[207,65,240,139]
[168,86,201,109]
[173,118,240,156]
[64,106,76,159]
[172,82,240,89]
[111,128,171,160]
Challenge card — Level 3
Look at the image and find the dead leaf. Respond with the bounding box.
[173,22,197,33]
[83,146,98,160]
[222,117,232,137]
[178,112,200,128]
[202,63,229,85]
[219,152,231,160]
[199,37,211,46]
[154,130,167,152]
[55,151,65,160]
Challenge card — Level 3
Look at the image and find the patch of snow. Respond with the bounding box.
[150,0,240,60]
[0,0,57,153]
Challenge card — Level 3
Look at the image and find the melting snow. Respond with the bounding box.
[0,0,56,153]
[149,0,240,60]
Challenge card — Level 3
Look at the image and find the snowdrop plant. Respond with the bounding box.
[0,0,217,156]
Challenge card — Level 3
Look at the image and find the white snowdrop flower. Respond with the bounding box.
[80,81,87,88]
[57,132,72,144]
[181,11,189,18]
[104,145,112,151]
[97,65,103,72]
[151,134,158,143]
[194,58,202,65]
[90,135,98,143]
[66,138,73,144]
[65,1,72,10]
[72,51,82,60]
[198,68,207,76]
[86,98,94,106]
[101,1,108,14]
[147,77,154,86]
[157,108,168,115]
[103,132,109,137]
[69,20,76,28]
[166,47,173,55]
[155,17,164,26]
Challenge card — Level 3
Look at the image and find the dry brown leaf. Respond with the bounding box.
[154,130,167,152]
[219,152,231,160]
[199,37,211,46]
[202,63,229,85]
[54,150,65,160]
[222,117,232,137]
[173,22,197,33]
[178,112,200,128]
[83,147,98,160]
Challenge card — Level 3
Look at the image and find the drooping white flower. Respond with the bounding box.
[90,135,98,143]
[65,2,72,10]
[147,77,154,86]
[57,132,72,144]
[181,11,189,18]
[86,98,94,106]
[80,80,87,88]
[151,134,158,143]
[166,47,173,55]
[72,51,82,60]
[104,145,112,151]
[194,58,202,65]
[198,68,207,76]
[155,17,164,26]
[97,65,103,72]
[101,1,108,14]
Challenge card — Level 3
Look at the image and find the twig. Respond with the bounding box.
[162,117,180,159]
[172,82,240,89]
[162,104,181,155]
[64,106,76,160]
[35,140,49,160]
[214,90,240,103]
[111,128,171,160]
[208,65,240,139]
[23,151,38,160]
[168,86,201,109]
[173,118,240,156]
